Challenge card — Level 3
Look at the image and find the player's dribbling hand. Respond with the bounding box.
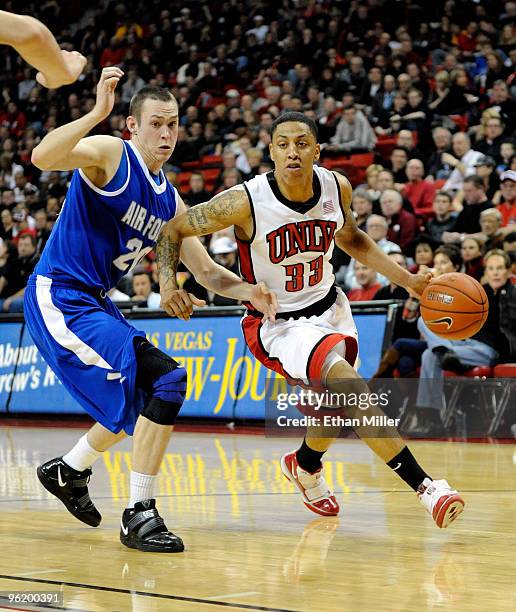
[160,288,207,320]
[36,50,87,88]
[93,66,124,120]
[406,271,432,299]
[249,281,278,323]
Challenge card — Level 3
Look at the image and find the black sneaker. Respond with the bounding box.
[36,457,101,527]
[120,499,184,553]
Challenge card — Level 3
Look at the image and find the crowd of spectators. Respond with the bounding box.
[0,0,514,317]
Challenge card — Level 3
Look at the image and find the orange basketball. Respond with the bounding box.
[420,272,489,340]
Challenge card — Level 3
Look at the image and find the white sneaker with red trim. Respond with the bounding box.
[417,477,464,528]
[280,451,339,517]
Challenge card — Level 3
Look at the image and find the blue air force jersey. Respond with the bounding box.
[34,140,178,291]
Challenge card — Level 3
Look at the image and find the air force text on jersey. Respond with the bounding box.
[121,200,166,241]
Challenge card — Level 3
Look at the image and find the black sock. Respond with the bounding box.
[296,438,325,473]
[386,446,431,491]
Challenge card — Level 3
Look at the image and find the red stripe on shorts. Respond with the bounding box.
[306,333,358,382]
[242,315,303,385]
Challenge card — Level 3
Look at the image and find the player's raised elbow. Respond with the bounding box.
[31,146,52,171]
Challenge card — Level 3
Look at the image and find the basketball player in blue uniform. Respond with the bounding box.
[26,67,277,553]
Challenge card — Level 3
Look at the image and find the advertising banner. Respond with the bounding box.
[0,312,388,419]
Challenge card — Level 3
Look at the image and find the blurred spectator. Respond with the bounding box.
[184,172,211,206]
[0,234,39,312]
[498,140,515,174]
[344,214,400,289]
[402,159,436,215]
[100,36,126,68]
[412,237,434,273]
[325,105,376,153]
[475,115,505,161]
[387,146,409,183]
[373,252,418,341]
[395,130,421,160]
[443,175,493,243]
[479,208,505,252]
[425,191,458,244]
[361,164,383,201]
[209,237,240,306]
[425,127,453,181]
[474,155,499,201]
[351,189,374,231]
[496,170,516,227]
[18,69,37,102]
[132,271,161,309]
[0,154,24,190]
[461,237,484,281]
[359,66,384,107]
[443,133,483,193]
[486,80,516,134]
[371,74,397,129]
[0,210,15,242]
[121,69,146,104]
[347,262,382,302]
[429,67,478,116]
[380,189,419,252]
[33,209,51,255]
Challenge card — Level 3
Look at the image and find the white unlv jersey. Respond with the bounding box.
[238,166,344,313]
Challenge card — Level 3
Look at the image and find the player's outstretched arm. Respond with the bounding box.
[157,189,277,320]
[333,172,431,298]
[0,11,86,89]
[31,67,124,179]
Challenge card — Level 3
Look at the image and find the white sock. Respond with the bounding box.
[128,471,156,508]
[63,434,103,472]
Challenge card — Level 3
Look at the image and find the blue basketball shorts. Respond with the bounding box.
[24,275,147,434]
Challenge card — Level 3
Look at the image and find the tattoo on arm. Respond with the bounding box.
[186,189,243,235]
[156,232,181,289]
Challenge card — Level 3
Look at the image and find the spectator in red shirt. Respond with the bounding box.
[402,159,436,216]
[380,189,419,253]
[497,170,516,229]
[100,36,126,67]
[458,22,478,53]
[347,262,382,302]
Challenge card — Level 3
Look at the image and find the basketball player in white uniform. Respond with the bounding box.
[157,113,464,529]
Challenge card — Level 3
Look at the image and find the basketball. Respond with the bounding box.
[420,272,489,340]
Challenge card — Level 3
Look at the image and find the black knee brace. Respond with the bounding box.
[135,338,187,425]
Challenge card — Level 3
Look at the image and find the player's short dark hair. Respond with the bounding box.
[270,112,318,141]
[129,86,176,122]
[503,232,516,243]
[435,245,462,269]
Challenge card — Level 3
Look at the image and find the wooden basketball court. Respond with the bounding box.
[1,426,515,611]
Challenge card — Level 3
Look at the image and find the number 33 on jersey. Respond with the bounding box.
[237,166,343,311]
